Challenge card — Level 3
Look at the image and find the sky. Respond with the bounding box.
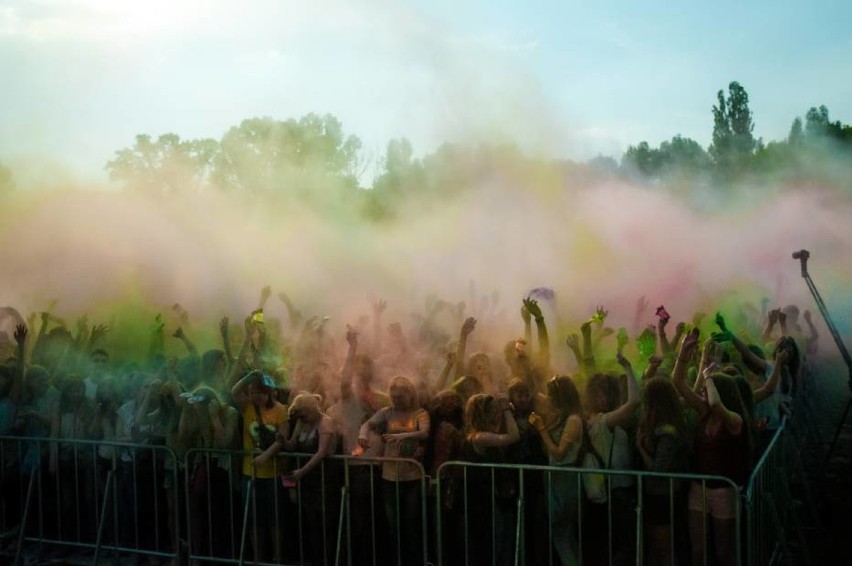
[1,0,851,187]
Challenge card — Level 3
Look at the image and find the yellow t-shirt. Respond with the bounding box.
[242,402,288,479]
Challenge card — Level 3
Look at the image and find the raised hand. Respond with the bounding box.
[90,324,110,343]
[566,333,580,350]
[711,311,733,342]
[656,305,670,323]
[259,285,272,304]
[14,324,27,346]
[172,327,185,339]
[636,326,657,359]
[522,297,543,321]
[345,324,358,346]
[679,328,700,360]
[714,311,729,333]
[460,317,477,338]
[219,317,229,336]
[372,299,387,316]
[589,305,608,324]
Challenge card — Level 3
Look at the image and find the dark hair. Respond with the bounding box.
[200,349,226,377]
[641,377,685,436]
[709,373,753,455]
[465,393,497,436]
[585,373,621,414]
[60,374,86,411]
[773,337,800,395]
[547,375,582,422]
[90,349,109,360]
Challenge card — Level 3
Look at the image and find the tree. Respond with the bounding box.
[658,135,711,175]
[106,134,219,193]
[0,161,14,194]
[709,81,756,173]
[622,141,662,177]
[788,117,804,146]
[213,114,363,194]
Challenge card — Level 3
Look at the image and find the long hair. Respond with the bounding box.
[585,373,621,414]
[709,373,753,456]
[547,375,582,423]
[773,336,800,395]
[388,375,418,410]
[465,393,497,437]
[641,377,686,437]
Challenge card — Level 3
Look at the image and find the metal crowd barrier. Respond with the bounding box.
[1,423,809,566]
[436,460,741,566]
[0,435,180,565]
[181,449,428,566]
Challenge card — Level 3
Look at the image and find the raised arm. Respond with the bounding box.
[657,306,673,354]
[341,325,358,386]
[603,352,640,429]
[11,324,27,403]
[523,298,551,372]
[580,320,596,376]
[371,299,387,356]
[277,292,303,333]
[672,328,708,416]
[521,302,532,345]
[148,314,165,362]
[566,333,583,372]
[219,317,233,365]
[172,326,199,358]
[752,349,787,404]
[454,317,476,380]
[761,309,779,342]
[803,310,819,355]
[434,351,457,393]
[706,377,742,435]
[230,369,259,412]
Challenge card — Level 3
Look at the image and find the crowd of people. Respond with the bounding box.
[0,288,820,566]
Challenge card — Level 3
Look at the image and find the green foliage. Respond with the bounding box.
[106,133,219,193]
[107,114,362,196]
[0,161,14,194]
[710,81,756,174]
[214,114,362,194]
[622,135,710,179]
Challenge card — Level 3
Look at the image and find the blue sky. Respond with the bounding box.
[1,0,850,185]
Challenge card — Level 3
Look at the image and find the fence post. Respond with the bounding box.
[92,469,115,565]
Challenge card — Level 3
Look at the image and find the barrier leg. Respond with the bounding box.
[238,479,252,566]
[92,470,115,565]
[335,485,347,566]
[13,471,37,566]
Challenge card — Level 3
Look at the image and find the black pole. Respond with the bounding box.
[793,250,852,466]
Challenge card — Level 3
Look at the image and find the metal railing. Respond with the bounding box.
[0,435,180,565]
[1,420,811,566]
[435,460,741,566]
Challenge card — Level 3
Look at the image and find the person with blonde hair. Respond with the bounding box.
[359,376,429,565]
[462,393,520,565]
[280,392,337,566]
